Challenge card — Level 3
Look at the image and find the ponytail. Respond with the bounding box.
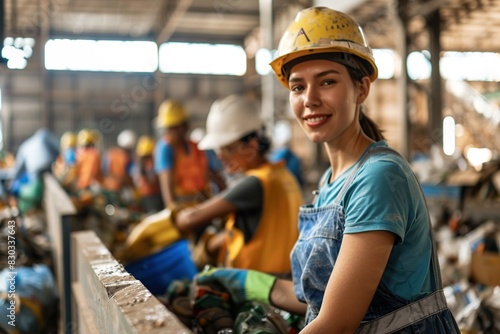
[359,108,384,141]
[343,58,385,142]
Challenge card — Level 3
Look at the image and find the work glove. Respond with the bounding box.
[195,267,276,305]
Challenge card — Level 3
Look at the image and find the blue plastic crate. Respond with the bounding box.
[125,239,197,295]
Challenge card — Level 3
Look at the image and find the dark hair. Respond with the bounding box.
[343,64,385,141]
[282,53,375,83]
[358,108,384,141]
[240,130,271,155]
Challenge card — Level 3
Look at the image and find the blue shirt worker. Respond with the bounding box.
[154,99,226,209]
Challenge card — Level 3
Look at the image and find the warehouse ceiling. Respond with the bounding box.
[3,0,500,52]
[3,0,275,44]
[351,0,500,52]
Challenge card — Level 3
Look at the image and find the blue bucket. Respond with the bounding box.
[125,239,198,295]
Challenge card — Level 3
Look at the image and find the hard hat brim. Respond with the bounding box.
[197,133,239,151]
[270,46,378,89]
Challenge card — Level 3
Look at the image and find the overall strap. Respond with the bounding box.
[356,290,448,334]
[333,146,392,205]
[312,146,385,205]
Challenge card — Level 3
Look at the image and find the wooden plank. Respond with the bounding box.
[71,282,100,334]
[43,173,78,334]
[71,230,192,333]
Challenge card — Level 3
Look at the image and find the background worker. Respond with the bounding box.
[195,7,460,333]
[75,128,103,191]
[133,135,162,214]
[102,129,136,194]
[154,99,226,209]
[190,127,230,193]
[176,94,302,274]
[59,131,77,166]
[53,131,78,189]
[2,128,59,214]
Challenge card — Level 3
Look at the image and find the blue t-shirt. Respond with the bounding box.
[315,141,433,301]
[154,139,223,173]
[63,148,76,166]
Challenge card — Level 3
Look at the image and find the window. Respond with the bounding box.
[45,39,158,72]
[407,51,500,82]
[159,42,246,75]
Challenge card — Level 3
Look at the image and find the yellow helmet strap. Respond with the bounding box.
[282,52,371,83]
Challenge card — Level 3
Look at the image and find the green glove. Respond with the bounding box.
[196,267,276,305]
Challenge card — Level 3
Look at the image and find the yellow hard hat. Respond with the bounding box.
[77,129,100,147]
[136,135,155,157]
[156,99,188,128]
[60,131,77,150]
[270,6,378,88]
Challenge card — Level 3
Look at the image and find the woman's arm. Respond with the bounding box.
[158,170,175,207]
[301,231,396,334]
[177,175,262,234]
[208,169,227,192]
[270,279,307,316]
[176,194,236,232]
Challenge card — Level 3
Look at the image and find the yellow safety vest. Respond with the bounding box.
[220,162,302,274]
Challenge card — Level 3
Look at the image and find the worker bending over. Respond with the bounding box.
[176,94,302,275]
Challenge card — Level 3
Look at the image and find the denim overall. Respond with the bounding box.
[290,147,460,333]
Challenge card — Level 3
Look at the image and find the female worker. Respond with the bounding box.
[195,7,460,333]
[175,94,302,275]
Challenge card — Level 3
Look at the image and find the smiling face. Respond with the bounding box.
[288,59,370,147]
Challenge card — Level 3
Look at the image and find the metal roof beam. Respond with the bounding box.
[155,0,193,45]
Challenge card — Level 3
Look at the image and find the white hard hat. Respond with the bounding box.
[117,129,137,150]
[198,95,263,150]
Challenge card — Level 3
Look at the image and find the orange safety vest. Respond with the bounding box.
[103,147,131,191]
[219,162,302,274]
[136,156,160,196]
[75,147,102,190]
[173,140,208,196]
